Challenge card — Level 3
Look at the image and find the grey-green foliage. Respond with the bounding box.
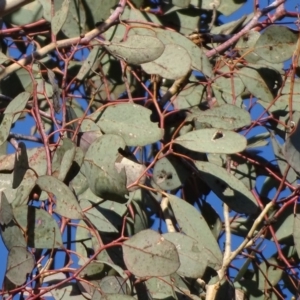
[0,1,298,299]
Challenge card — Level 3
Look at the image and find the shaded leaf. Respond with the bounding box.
[52,137,76,181]
[13,205,63,248]
[238,65,279,103]
[168,194,222,262]
[257,257,283,290]
[194,161,258,214]
[174,129,247,154]
[80,199,118,233]
[84,134,128,202]
[145,276,175,299]
[283,119,300,174]
[1,221,27,251]
[152,155,189,190]
[122,229,180,277]
[4,92,30,119]
[47,69,60,113]
[6,246,34,286]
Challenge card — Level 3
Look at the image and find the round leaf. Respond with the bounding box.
[254,25,298,63]
[36,175,83,220]
[106,35,165,65]
[152,155,189,190]
[174,129,247,154]
[163,232,221,278]
[94,103,164,146]
[142,44,192,80]
[122,229,180,277]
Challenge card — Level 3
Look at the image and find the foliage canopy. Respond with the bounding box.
[0,0,299,299]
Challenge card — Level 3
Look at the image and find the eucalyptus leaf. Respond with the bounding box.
[93,103,164,146]
[194,161,258,214]
[36,175,83,220]
[174,129,247,154]
[5,246,34,286]
[168,194,223,262]
[122,229,180,277]
[142,44,192,80]
[106,35,165,65]
[13,205,63,249]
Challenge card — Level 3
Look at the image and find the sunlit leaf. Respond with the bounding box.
[142,44,192,79]
[163,232,221,278]
[123,229,180,277]
[93,103,164,146]
[191,104,251,130]
[36,175,83,219]
[0,191,13,225]
[254,25,298,63]
[174,129,247,154]
[168,194,222,262]
[106,35,165,65]
[51,0,70,35]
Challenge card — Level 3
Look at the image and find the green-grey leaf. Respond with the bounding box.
[80,199,118,233]
[168,194,222,262]
[51,0,70,35]
[174,129,247,154]
[257,257,283,290]
[254,25,298,63]
[191,104,251,130]
[0,113,13,146]
[163,232,221,278]
[122,229,180,277]
[237,66,275,102]
[92,103,163,146]
[6,246,34,286]
[194,161,258,214]
[13,205,63,248]
[283,119,300,173]
[36,175,83,220]
[1,221,27,251]
[293,207,300,258]
[155,29,212,77]
[84,134,128,202]
[0,191,13,225]
[152,155,189,190]
[106,35,165,65]
[4,92,30,118]
[142,44,192,80]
